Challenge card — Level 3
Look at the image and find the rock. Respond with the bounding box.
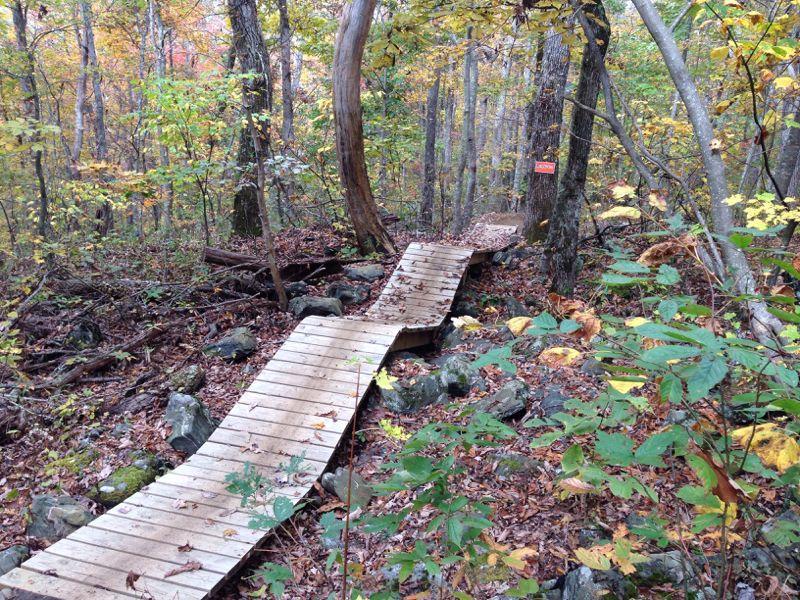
[77,427,103,449]
[289,295,343,318]
[320,467,373,508]
[562,566,598,600]
[343,264,384,282]
[472,339,499,354]
[579,358,605,378]
[0,546,29,577]
[534,387,570,417]
[452,300,481,318]
[735,583,756,600]
[381,374,447,414]
[169,364,206,394]
[515,335,550,359]
[111,423,131,438]
[381,561,443,590]
[204,327,257,361]
[165,393,218,454]
[326,282,370,305]
[436,355,485,397]
[505,297,530,318]
[108,392,158,415]
[666,409,692,425]
[65,319,102,349]
[27,495,94,542]
[490,452,542,477]
[441,324,464,349]
[284,281,309,298]
[633,551,693,586]
[90,452,162,508]
[473,380,528,420]
[390,351,423,363]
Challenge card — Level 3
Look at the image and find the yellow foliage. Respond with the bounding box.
[379,419,410,441]
[598,206,641,220]
[731,423,800,472]
[608,379,646,394]
[374,368,398,390]
[452,315,483,331]
[539,347,581,367]
[506,316,532,337]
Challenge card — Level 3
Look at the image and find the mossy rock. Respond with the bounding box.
[90,452,163,507]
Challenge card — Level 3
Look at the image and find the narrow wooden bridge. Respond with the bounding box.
[0,223,518,599]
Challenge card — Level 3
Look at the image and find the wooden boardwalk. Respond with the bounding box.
[0,227,517,599]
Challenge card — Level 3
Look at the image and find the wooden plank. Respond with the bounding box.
[22,552,204,599]
[169,460,317,498]
[295,320,400,342]
[279,340,384,363]
[151,471,306,506]
[208,429,335,462]
[0,569,134,600]
[218,413,342,444]
[258,360,374,386]
[402,248,472,262]
[247,379,357,408]
[241,387,358,412]
[398,254,470,269]
[254,369,364,397]
[220,407,347,435]
[286,331,390,355]
[302,315,403,337]
[380,282,458,300]
[229,401,353,428]
[407,242,473,257]
[270,348,379,373]
[389,270,462,288]
[290,325,398,347]
[195,442,329,472]
[119,492,257,530]
[67,526,238,575]
[142,480,254,510]
[42,538,219,592]
[85,513,252,559]
[106,501,263,545]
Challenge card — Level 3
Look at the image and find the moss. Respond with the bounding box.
[91,456,158,507]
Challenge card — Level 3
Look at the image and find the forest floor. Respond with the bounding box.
[0,226,787,599]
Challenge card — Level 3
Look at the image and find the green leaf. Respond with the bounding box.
[595,431,634,467]
[559,319,582,334]
[676,485,721,509]
[659,373,683,404]
[602,273,644,286]
[686,357,728,400]
[729,233,754,249]
[686,454,718,489]
[611,260,651,274]
[608,477,633,499]
[680,303,712,317]
[532,312,558,330]
[635,430,678,466]
[656,264,680,285]
[561,444,585,473]
[768,306,800,324]
[506,579,540,598]
[640,344,700,365]
[447,517,465,546]
[658,299,679,321]
[401,456,434,479]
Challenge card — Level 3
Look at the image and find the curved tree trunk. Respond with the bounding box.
[228,0,272,237]
[419,72,440,229]
[332,0,396,254]
[544,0,610,295]
[632,0,783,345]
[522,25,572,241]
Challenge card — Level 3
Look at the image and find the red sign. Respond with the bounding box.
[534,161,556,174]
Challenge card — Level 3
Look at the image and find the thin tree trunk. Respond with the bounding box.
[228,0,272,237]
[419,72,440,229]
[545,0,610,295]
[522,25,572,241]
[464,57,479,228]
[489,38,514,209]
[11,1,49,239]
[277,0,296,212]
[332,0,396,254]
[512,43,533,203]
[440,68,455,225]
[71,15,89,179]
[452,28,474,234]
[632,0,783,344]
[149,0,172,230]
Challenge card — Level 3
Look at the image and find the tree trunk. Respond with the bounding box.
[71,15,89,179]
[11,1,49,239]
[332,0,396,254]
[149,0,173,230]
[463,57,479,229]
[228,0,272,237]
[544,0,610,295]
[277,0,296,211]
[489,39,514,210]
[419,72,440,229]
[522,25,572,241]
[632,0,783,344]
[452,28,475,235]
[512,42,534,203]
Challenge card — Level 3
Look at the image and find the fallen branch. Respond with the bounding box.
[202,247,346,281]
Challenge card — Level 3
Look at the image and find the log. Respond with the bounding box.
[202,247,344,281]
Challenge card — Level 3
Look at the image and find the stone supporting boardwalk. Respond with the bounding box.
[0,225,518,599]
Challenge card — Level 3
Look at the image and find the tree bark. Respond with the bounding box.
[522,25,572,241]
[71,13,89,180]
[149,0,173,229]
[11,1,49,239]
[452,28,476,235]
[512,41,534,204]
[463,56,479,229]
[489,38,514,210]
[228,0,272,237]
[332,0,396,254]
[419,72,440,229]
[277,0,296,211]
[632,0,783,344]
[544,0,610,295]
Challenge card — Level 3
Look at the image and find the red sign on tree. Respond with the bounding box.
[534,161,556,174]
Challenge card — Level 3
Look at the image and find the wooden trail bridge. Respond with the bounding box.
[0,223,519,599]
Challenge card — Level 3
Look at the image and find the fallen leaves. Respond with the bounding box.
[607,379,645,394]
[505,316,532,336]
[539,347,581,367]
[374,368,398,390]
[452,315,482,331]
[177,542,193,553]
[598,206,641,220]
[637,234,695,267]
[164,560,202,578]
[559,477,596,495]
[547,293,601,342]
[731,423,800,473]
[125,571,140,590]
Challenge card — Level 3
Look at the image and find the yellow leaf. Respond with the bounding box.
[724,194,745,206]
[506,316,532,337]
[648,193,667,212]
[598,206,641,220]
[608,379,646,394]
[774,76,796,90]
[731,423,800,472]
[539,347,581,367]
[574,547,611,571]
[559,477,596,494]
[374,368,398,390]
[710,46,730,60]
[611,183,636,200]
[625,317,650,327]
[379,418,410,441]
[709,138,722,151]
[312,422,326,430]
[696,501,738,526]
[452,315,482,331]
[503,547,538,571]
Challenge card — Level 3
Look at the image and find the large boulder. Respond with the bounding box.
[320,467,373,508]
[533,387,570,418]
[169,364,206,394]
[344,264,384,283]
[473,379,529,420]
[27,495,94,542]
[203,327,257,362]
[436,355,485,397]
[289,295,343,318]
[326,282,370,305]
[381,374,447,414]
[90,451,163,508]
[0,546,29,577]
[165,393,218,454]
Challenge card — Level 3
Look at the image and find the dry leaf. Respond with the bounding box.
[559,477,596,494]
[506,316,532,336]
[177,542,193,553]
[452,315,482,331]
[125,571,140,590]
[164,560,202,578]
[539,347,581,367]
[637,235,694,267]
[222,528,237,537]
[172,498,187,509]
[574,547,611,571]
[571,311,601,342]
[598,206,641,220]
[731,423,800,473]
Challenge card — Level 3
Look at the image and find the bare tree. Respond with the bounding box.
[277,0,296,211]
[332,0,397,254]
[419,71,440,229]
[452,27,476,235]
